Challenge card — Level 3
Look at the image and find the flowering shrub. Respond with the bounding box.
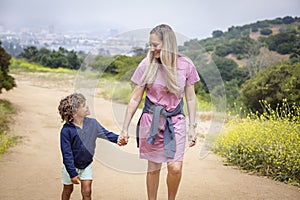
[214,100,300,186]
[10,58,75,73]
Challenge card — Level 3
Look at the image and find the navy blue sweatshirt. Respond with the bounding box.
[60,117,118,178]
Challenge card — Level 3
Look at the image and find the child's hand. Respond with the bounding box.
[117,135,128,146]
[117,136,126,146]
[71,176,80,184]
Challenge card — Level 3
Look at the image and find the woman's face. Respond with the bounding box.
[149,33,162,58]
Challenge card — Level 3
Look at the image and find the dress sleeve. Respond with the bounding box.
[186,60,200,86]
[131,58,147,86]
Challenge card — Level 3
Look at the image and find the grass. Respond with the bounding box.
[214,99,300,186]
[0,99,20,155]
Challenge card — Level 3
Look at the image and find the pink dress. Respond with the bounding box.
[131,56,200,163]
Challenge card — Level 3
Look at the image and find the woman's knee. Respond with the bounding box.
[147,161,162,175]
[147,168,161,176]
[168,162,182,175]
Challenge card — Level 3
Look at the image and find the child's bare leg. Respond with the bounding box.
[61,184,73,200]
[81,180,92,200]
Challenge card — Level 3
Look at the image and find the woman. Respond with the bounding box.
[121,24,200,200]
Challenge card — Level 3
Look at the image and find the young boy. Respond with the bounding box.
[58,93,126,200]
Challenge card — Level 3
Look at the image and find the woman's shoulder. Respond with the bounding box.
[177,55,195,69]
[133,57,148,74]
[138,57,148,67]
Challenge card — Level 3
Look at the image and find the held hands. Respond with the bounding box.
[117,130,129,146]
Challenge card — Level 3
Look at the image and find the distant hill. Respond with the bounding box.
[180,16,300,70]
[178,16,299,109]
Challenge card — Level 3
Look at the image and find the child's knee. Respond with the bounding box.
[63,184,74,194]
[81,188,91,197]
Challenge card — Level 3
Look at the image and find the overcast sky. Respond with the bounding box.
[0,0,299,39]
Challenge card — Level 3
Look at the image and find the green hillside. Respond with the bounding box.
[5,16,300,113]
[179,16,299,111]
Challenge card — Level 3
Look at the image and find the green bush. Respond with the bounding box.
[0,99,20,155]
[251,27,258,32]
[214,100,300,186]
[18,46,82,70]
[260,28,273,35]
[240,61,300,113]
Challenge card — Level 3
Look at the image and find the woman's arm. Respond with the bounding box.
[185,84,197,147]
[121,85,145,139]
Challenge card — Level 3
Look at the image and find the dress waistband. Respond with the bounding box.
[136,96,184,159]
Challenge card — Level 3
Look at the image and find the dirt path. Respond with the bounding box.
[0,74,299,200]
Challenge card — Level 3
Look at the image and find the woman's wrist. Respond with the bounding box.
[120,129,127,135]
[188,122,198,129]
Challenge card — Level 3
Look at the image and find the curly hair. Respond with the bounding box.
[58,93,86,123]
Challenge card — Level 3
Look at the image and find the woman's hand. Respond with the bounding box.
[71,176,80,184]
[188,128,197,147]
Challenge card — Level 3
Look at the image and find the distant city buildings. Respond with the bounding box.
[0,25,149,56]
[0,25,189,57]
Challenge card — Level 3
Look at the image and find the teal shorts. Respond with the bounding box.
[61,164,93,185]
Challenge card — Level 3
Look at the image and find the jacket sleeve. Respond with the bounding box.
[60,127,78,178]
[94,119,118,143]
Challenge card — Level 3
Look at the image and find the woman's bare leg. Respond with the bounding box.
[147,161,162,200]
[167,162,183,200]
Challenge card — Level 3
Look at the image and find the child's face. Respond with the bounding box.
[75,101,90,118]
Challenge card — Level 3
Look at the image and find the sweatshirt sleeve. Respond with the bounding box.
[94,119,118,143]
[60,127,78,178]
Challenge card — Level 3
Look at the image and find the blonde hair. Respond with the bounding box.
[141,24,180,94]
[58,93,86,123]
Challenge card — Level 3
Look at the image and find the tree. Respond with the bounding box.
[260,28,273,35]
[67,50,82,69]
[240,61,300,112]
[131,47,147,56]
[282,16,295,24]
[0,41,16,93]
[18,46,83,69]
[50,51,69,68]
[264,30,299,55]
[212,30,224,38]
[19,46,38,61]
[34,47,51,65]
[212,55,238,81]
[215,44,232,57]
